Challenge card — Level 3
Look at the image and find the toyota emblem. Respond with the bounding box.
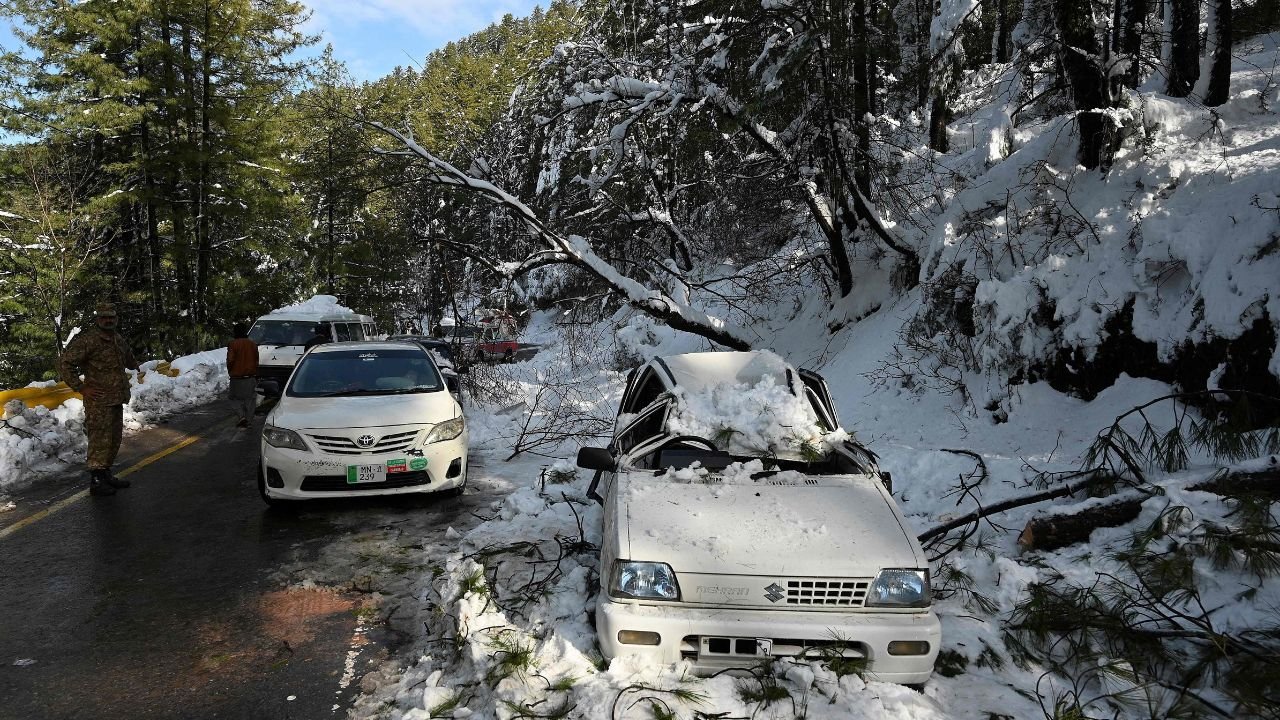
[356,434,376,448]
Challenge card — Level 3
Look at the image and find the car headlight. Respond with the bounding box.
[424,416,465,444]
[865,568,931,608]
[263,424,308,451]
[610,561,681,601]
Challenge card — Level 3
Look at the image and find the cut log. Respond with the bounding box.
[1188,468,1280,499]
[1017,497,1146,552]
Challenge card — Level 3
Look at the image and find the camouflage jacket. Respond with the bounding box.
[58,331,138,406]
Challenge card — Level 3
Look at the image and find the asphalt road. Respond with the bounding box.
[0,402,492,720]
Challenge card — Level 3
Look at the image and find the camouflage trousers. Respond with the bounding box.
[84,403,124,471]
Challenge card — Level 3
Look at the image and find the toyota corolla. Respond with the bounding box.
[258,341,468,506]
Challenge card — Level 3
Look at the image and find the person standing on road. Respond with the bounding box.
[226,323,259,428]
[57,302,139,497]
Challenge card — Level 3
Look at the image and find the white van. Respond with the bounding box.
[248,309,377,386]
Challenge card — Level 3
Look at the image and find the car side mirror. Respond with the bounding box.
[879,471,893,494]
[257,380,281,398]
[577,447,616,472]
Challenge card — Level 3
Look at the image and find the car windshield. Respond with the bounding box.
[287,348,444,397]
[249,320,316,346]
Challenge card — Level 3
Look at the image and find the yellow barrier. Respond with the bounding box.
[1,362,182,416]
[0,383,81,412]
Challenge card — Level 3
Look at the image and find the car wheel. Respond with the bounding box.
[502,349,515,363]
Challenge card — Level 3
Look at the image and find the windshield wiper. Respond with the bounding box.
[311,387,438,397]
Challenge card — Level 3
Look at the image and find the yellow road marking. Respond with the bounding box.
[0,430,209,541]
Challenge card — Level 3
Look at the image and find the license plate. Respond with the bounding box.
[346,464,386,484]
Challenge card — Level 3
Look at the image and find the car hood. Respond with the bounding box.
[617,474,923,577]
[271,392,458,430]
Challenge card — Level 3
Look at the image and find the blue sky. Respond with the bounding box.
[303,0,551,80]
[0,0,551,82]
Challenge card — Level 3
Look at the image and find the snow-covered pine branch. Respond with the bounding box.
[367,121,752,350]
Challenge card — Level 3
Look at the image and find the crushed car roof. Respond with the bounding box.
[657,351,793,394]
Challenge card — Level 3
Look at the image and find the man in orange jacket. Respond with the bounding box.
[226,323,259,427]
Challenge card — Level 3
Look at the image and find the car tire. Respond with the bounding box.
[502,349,514,363]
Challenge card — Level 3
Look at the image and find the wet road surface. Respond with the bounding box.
[0,403,494,719]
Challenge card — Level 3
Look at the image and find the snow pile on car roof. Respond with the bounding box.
[270,294,357,316]
[665,351,848,459]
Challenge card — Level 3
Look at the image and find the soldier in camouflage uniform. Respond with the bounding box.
[58,302,139,496]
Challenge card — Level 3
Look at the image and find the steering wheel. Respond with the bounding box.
[653,435,719,453]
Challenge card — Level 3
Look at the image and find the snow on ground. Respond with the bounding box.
[346,37,1280,720]
[349,299,1275,720]
[0,348,231,493]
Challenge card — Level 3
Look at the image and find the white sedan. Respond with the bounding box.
[577,351,939,684]
[258,341,468,506]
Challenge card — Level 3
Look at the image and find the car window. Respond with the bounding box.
[798,369,840,427]
[287,348,443,397]
[248,320,315,346]
[622,368,666,415]
[805,388,836,432]
[616,400,669,456]
[348,323,367,341]
[334,323,353,341]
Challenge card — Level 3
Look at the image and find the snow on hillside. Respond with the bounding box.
[347,37,1280,720]
[924,33,1280,384]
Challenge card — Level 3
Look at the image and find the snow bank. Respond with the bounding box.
[0,348,230,493]
[923,36,1280,384]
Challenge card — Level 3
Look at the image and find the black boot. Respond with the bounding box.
[89,470,117,496]
[104,469,131,488]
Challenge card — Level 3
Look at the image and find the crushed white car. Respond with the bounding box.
[577,351,939,683]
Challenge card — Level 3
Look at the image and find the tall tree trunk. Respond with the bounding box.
[1166,0,1200,97]
[929,93,950,152]
[1201,0,1233,106]
[1118,0,1149,88]
[140,116,164,319]
[995,0,1011,62]
[193,0,214,326]
[1057,0,1114,169]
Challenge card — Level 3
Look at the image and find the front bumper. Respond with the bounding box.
[597,600,940,683]
[260,432,468,500]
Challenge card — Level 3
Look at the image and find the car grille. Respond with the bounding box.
[299,471,431,492]
[783,578,872,607]
[306,430,420,455]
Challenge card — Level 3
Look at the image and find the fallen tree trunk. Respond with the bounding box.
[1015,464,1279,552]
[1188,467,1280,499]
[1016,496,1146,552]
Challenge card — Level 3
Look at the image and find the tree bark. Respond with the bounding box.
[928,93,950,152]
[1017,497,1146,551]
[1118,0,1149,88]
[1202,0,1233,106]
[1056,0,1115,169]
[1166,0,1200,97]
